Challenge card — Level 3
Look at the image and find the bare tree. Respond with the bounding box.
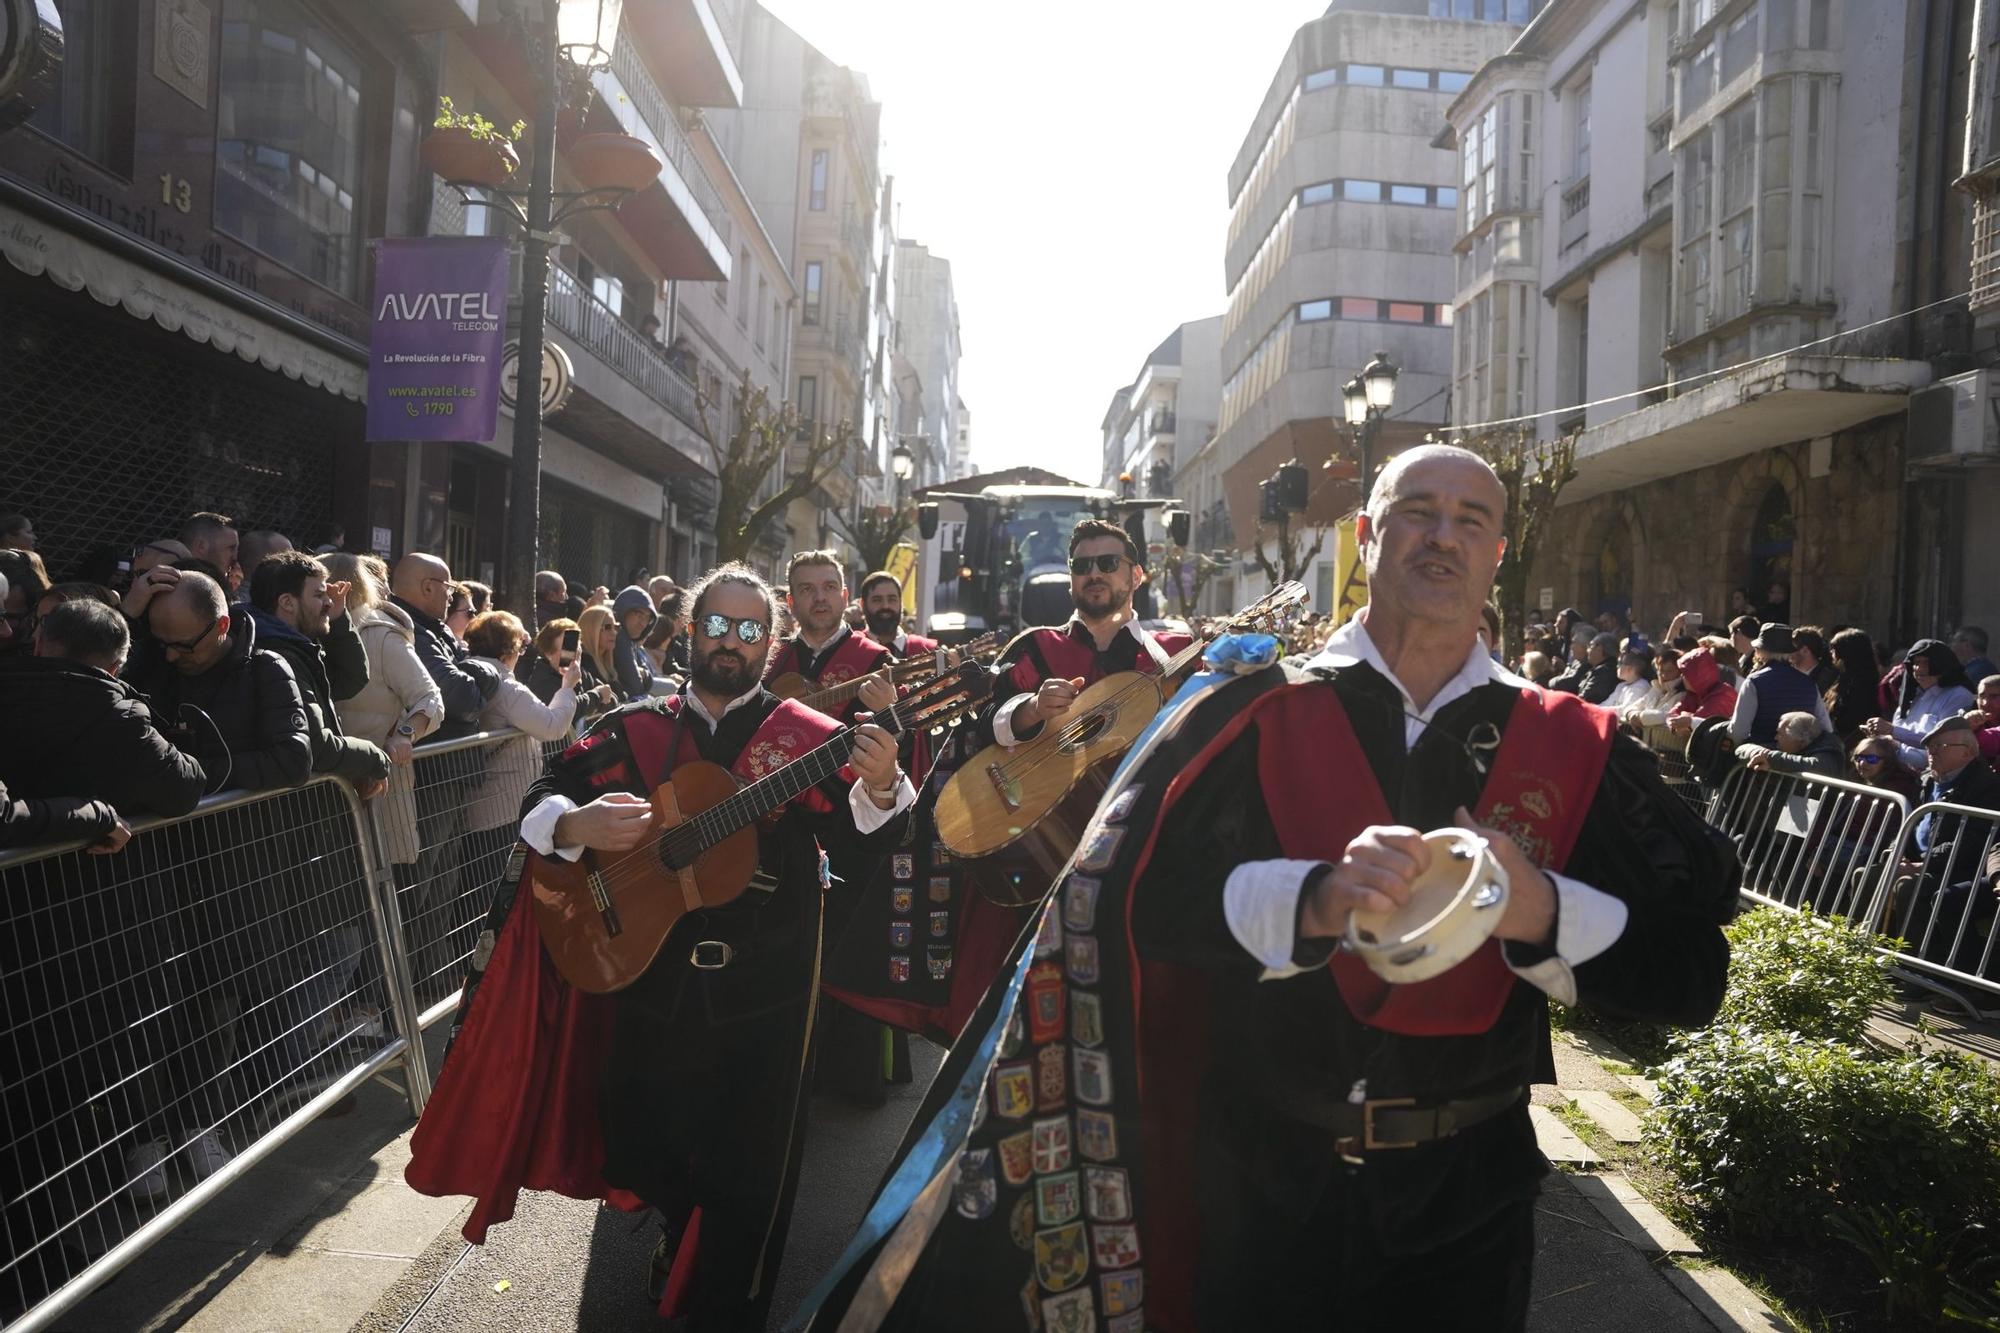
[1461,426,1579,656]
[836,501,914,576]
[1158,545,1225,619]
[1250,512,1326,587]
[697,373,854,567]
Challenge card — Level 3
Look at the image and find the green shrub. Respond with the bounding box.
[1648,1025,2000,1245]
[1715,908,1896,1045]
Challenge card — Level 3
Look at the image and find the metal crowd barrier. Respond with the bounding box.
[1867,800,2000,1010]
[1704,763,1912,920]
[0,725,559,1331]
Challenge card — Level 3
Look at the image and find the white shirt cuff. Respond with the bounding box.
[521,793,585,862]
[850,773,916,832]
[1222,858,1328,979]
[1503,872,1629,1006]
[992,693,1035,748]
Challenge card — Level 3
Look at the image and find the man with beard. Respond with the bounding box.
[860,570,940,662]
[982,518,1192,753]
[406,563,911,1329]
[246,551,390,791]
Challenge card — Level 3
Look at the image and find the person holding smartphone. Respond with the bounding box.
[525,617,616,715]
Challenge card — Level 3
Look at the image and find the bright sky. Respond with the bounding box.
[760,0,1323,482]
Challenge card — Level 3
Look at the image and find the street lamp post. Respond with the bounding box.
[1342,348,1400,507]
[890,437,915,515]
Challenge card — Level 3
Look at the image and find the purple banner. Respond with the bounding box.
[366,237,509,443]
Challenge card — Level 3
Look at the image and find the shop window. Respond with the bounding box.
[28,0,136,174]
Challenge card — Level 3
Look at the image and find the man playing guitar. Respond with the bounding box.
[983,518,1193,750]
[765,550,893,724]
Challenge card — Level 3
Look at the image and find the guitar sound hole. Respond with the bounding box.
[659,841,691,873]
[1058,707,1114,754]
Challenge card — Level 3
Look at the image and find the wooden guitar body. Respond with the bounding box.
[935,669,1165,863]
[527,760,760,993]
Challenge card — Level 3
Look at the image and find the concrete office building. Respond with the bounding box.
[1213,1,1530,602]
[1443,0,1972,638]
[895,239,968,488]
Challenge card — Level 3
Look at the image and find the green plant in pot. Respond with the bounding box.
[423,97,526,187]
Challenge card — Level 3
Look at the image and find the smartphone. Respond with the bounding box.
[561,627,580,666]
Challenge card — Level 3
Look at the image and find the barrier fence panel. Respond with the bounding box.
[1704,763,1911,921]
[0,776,415,1330]
[1651,748,1715,821]
[1868,801,2000,1004]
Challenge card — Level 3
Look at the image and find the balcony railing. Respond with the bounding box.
[606,30,730,244]
[1973,193,2000,314]
[546,264,702,431]
[1148,410,1178,437]
[1559,175,1591,251]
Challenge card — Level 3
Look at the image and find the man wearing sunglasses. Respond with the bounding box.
[983,518,1192,751]
[409,562,912,1328]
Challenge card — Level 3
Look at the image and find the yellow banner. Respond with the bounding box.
[886,541,920,616]
[1334,518,1368,622]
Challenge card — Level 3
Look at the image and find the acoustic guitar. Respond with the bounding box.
[934,584,1310,894]
[768,631,1001,716]
[530,660,996,993]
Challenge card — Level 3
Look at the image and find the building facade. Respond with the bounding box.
[1214,0,1530,603]
[894,238,967,488]
[1444,0,1973,641]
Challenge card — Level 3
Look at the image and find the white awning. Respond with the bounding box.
[0,200,365,401]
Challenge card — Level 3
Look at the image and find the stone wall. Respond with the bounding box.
[1525,416,1905,637]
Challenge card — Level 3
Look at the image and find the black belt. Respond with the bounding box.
[1278,1085,1525,1160]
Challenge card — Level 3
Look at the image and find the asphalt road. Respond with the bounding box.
[381,1041,944,1333]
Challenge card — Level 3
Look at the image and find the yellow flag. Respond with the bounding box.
[1334,518,1368,622]
[886,541,920,616]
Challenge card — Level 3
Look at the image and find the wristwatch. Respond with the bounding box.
[394,722,416,739]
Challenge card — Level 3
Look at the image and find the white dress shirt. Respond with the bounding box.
[1224,614,1630,1006]
[991,619,1163,748]
[520,679,915,861]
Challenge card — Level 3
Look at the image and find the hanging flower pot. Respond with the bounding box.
[421,126,520,186]
[568,132,662,195]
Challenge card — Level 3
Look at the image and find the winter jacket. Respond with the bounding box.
[246,607,390,787]
[1577,661,1620,705]
[1605,677,1653,717]
[1889,683,1977,774]
[526,653,613,720]
[465,655,580,832]
[124,612,313,793]
[338,602,445,749]
[1670,648,1739,722]
[391,595,500,736]
[0,655,206,819]
[608,585,657,701]
[1739,729,1847,781]
[0,778,117,849]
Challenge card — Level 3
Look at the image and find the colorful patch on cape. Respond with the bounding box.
[888,955,910,983]
[1084,1166,1131,1222]
[930,909,951,939]
[1033,910,1063,959]
[1034,1222,1089,1294]
[1107,1312,1145,1333]
[891,886,914,913]
[1076,1107,1118,1161]
[998,1129,1034,1186]
[1101,784,1144,823]
[1039,1284,1094,1333]
[953,1148,996,1219]
[932,840,953,864]
[1035,1171,1081,1227]
[1073,1048,1113,1106]
[1070,990,1103,1049]
[1062,876,1100,932]
[1027,961,1065,1042]
[1064,934,1100,985]
[1032,1115,1072,1174]
[994,1062,1035,1120]
[1037,1042,1068,1110]
[929,874,953,903]
[1076,825,1124,872]
[1099,1268,1144,1317]
[1011,1194,1037,1251]
[892,852,914,880]
[1092,1222,1141,1270]
[926,947,953,980]
[890,921,913,948]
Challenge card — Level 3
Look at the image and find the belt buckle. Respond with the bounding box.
[1337,1097,1419,1163]
[690,940,734,970]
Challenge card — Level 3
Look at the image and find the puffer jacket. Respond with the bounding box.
[609,585,658,701]
[391,595,501,737]
[1669,648,1739,721]
[0,655,206,818]
[124,611,312,793]
[245,606,389,787]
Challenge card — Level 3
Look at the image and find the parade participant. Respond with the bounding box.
[806,445,1736,1333]
[861,570,939,660]
[982,518,1193,752]
[765,550,894,720]
[405,563,913,1329]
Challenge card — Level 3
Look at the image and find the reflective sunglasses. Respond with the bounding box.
[697,613,767,644]
[1854,754,1885,767]
[1069,553,1129,575]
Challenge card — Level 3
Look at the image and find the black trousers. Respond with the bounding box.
[1194,1151,1537,1331]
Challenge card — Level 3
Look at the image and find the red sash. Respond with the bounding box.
[765,630,891,688]
[1002,626,1195,695]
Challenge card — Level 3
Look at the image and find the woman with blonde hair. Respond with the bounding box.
[322,552,442,865]
[576,603,619,691]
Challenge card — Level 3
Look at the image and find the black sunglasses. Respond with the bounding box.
[698,613,767,644]
[1069,554,1130,575]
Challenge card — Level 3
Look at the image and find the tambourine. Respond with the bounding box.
[1343,827,1510,983]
